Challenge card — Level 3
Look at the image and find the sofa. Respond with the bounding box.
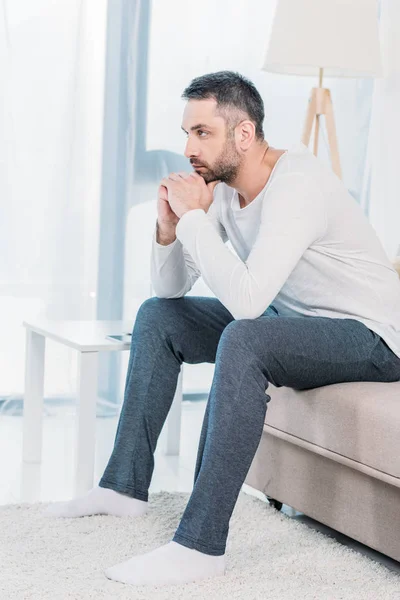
[245,378,400,562]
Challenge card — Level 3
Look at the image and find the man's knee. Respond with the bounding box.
[217,317,280,360]
[136,296,177,325]
[217,319,258,356]
[138,296,172,317]
[135,296,194,337]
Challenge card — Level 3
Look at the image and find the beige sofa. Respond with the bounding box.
[246,263,400,562]
[245,379,400,562]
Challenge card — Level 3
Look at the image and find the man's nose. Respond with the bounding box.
[184,137,199,159]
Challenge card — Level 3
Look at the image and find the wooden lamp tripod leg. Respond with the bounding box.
[302,89,317,146]
[324,90,342,179]
[301,87,342,180]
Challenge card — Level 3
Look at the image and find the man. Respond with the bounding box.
[47,71,400,587]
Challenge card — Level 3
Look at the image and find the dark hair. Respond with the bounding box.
[182,71,265,141]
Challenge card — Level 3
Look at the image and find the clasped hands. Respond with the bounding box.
[160,171,220,219]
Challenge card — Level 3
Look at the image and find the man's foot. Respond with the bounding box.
[104,541,226,586]
[44,486,148,518]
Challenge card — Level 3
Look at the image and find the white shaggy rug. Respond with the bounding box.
[1,491,400,600]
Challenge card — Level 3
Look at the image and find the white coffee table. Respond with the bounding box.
[22,319,183,495]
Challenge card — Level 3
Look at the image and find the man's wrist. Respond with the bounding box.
[156,221,177,246]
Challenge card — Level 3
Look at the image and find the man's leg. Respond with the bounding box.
[45,296,234,517]
[173,314,400,555]
[106,312,400,586]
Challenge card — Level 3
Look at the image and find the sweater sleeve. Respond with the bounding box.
[150,193,228,298]
[175,173,327,319]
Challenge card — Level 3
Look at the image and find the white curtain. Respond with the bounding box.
[0,0,107,398]
[361,0,400,260]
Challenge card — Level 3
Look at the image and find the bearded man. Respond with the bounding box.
[47,71,400,588]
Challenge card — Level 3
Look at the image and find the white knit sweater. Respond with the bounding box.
[151,143,400,358]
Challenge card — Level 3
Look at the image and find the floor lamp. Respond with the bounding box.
[262,0,382,179]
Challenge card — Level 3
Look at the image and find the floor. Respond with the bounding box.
[0,398,399,577]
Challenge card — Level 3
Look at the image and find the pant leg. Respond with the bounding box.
[173,314,400,556]
[99,296,234,500]
[192,304,279,487]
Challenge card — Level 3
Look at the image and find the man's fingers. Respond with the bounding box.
[158,183,168,199]
[168,172,188,182]
[160,177,172,188]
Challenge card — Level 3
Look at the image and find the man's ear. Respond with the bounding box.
[236,120,256,151]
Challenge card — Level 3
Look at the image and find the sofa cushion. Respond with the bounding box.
[264,380,400,478]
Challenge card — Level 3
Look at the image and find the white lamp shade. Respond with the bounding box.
[263,0,382,78]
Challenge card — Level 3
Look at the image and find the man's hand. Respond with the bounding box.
[157,181,180,228]
[160,171,220,219]
[156,179,180,246]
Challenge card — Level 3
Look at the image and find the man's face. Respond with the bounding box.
[181,99,243,185]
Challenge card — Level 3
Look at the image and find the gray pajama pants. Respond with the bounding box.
[99,296,400,555]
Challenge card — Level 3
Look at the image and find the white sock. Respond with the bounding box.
[104,541,226,587]
[44,485,148,518]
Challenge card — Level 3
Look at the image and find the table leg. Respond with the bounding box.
[164,367,183,456]
[23,329,46,463]
[75,351,98,495]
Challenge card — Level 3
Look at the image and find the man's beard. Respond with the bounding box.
[191,138,242,185]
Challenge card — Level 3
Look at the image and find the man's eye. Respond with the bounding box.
[198,130,208,137]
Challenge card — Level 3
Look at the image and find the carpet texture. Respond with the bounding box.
[1,490,400,600]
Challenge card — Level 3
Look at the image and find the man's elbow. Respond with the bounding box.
[151,284,190,300]
[153,290,185,300]
[231,307,264,321]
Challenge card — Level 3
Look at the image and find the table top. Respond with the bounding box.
[23,319,135,352]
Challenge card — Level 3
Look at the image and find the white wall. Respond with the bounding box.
[0,0,107,395]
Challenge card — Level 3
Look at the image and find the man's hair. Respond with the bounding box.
[182,71,265,141]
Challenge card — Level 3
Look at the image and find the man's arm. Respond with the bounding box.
[156,221,176,246]
[174,173,327,319]
[150,198,228,298]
